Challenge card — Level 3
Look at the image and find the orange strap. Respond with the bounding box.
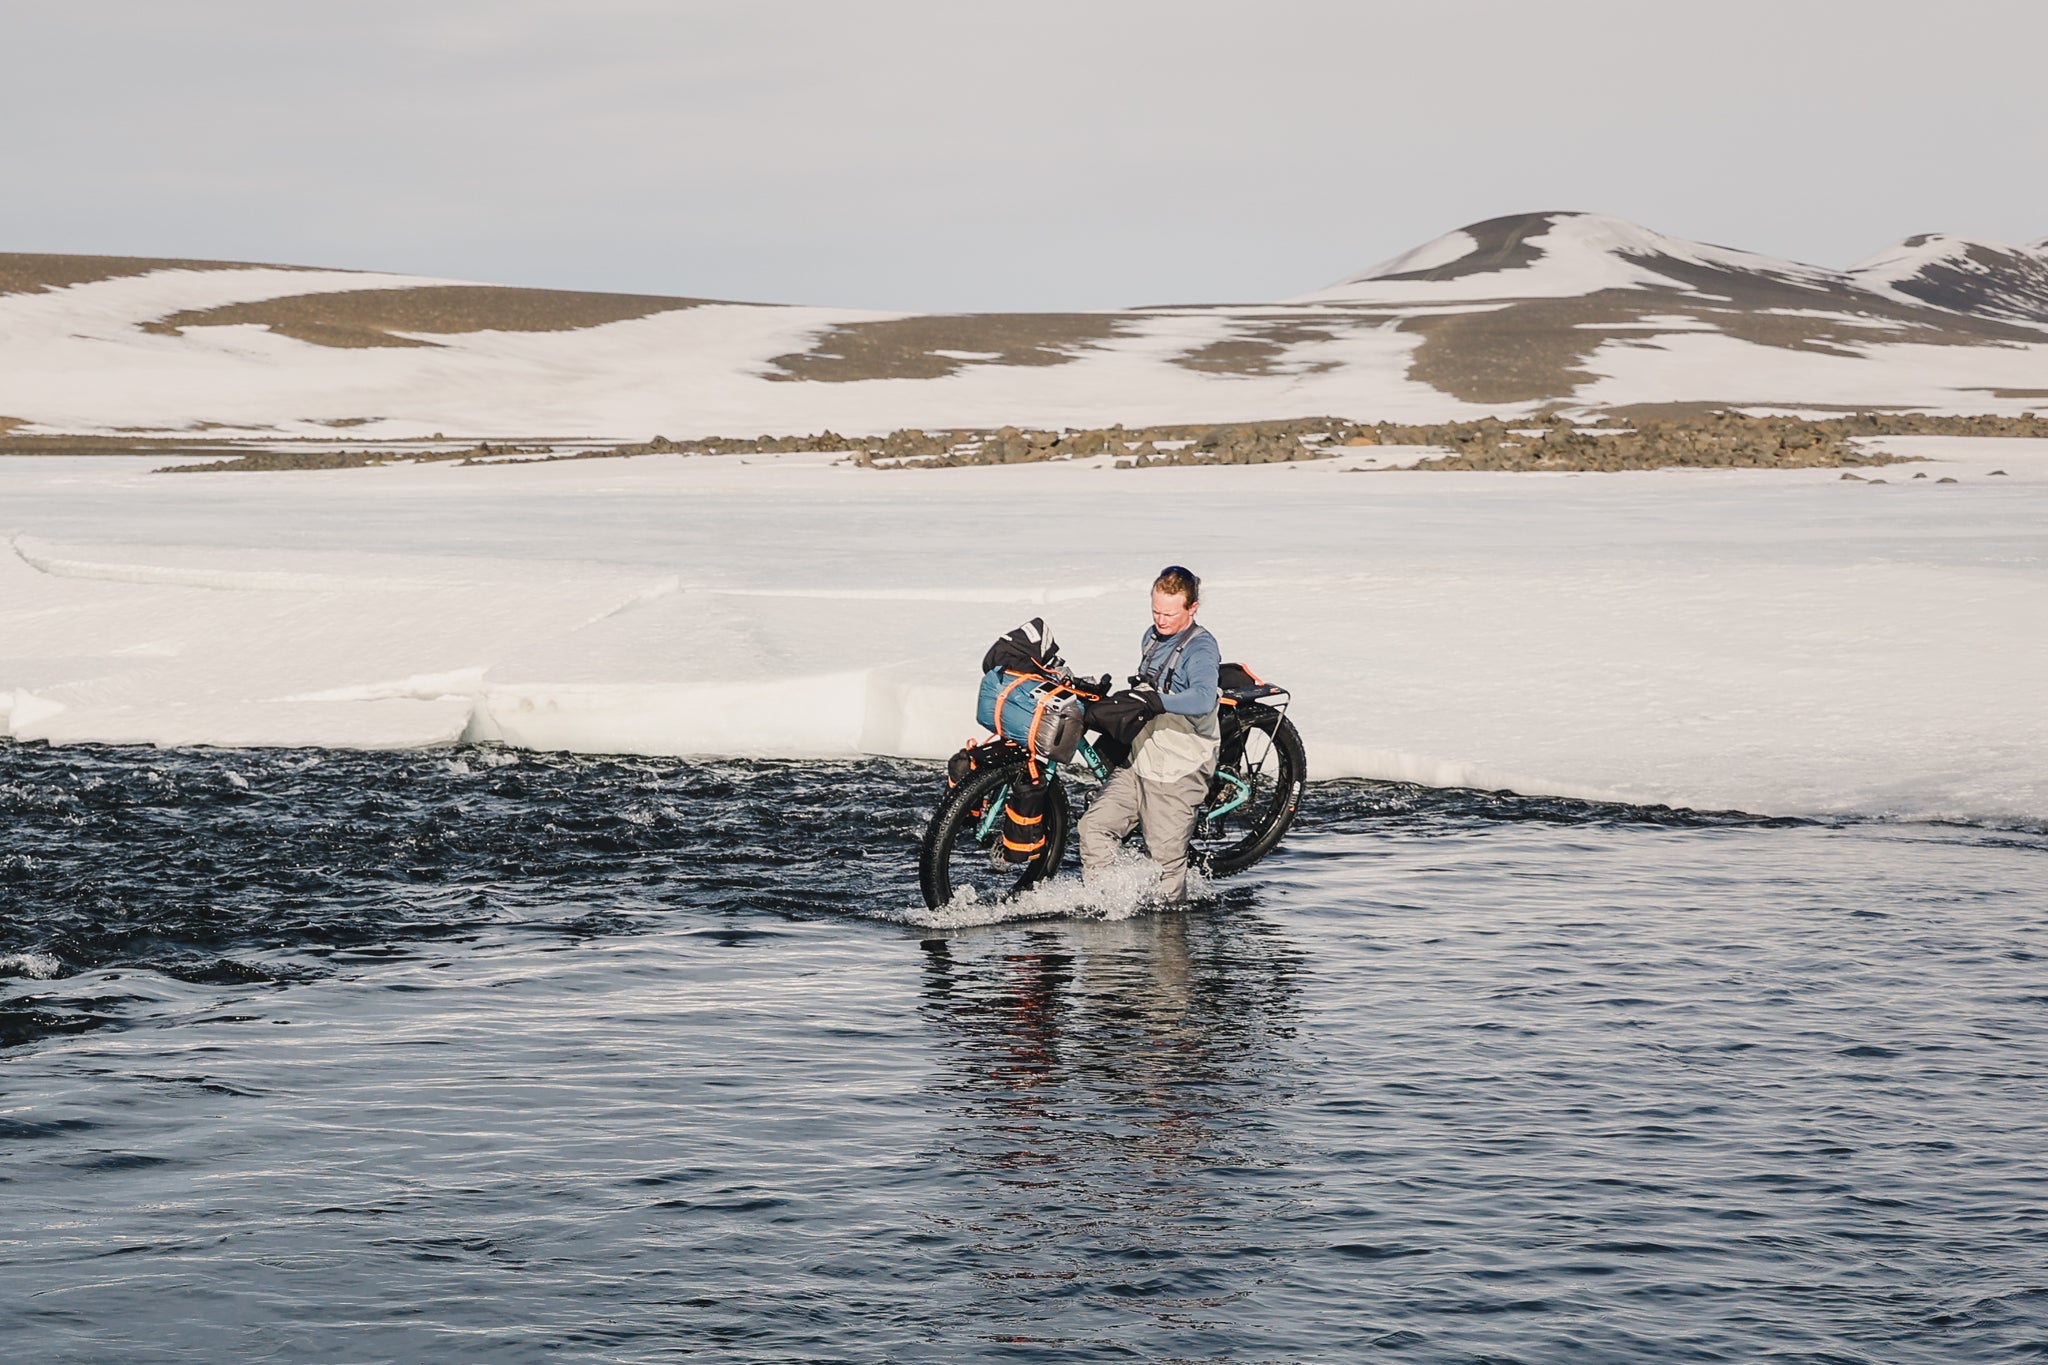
[991,673,1033,740]
[994,669,1070,784]
[1026,689,1052,764]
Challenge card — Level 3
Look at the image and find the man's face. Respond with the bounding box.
[1151,588,1197,637]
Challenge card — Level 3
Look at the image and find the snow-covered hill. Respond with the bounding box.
[1847,232,2048,327]
[3,212,2046,439]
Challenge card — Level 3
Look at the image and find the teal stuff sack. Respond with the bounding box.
[976,668,1084,763]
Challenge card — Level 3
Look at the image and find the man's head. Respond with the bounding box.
[1151,565,1200,636]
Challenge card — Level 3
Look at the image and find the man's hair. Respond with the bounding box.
[1153,565,1200,605]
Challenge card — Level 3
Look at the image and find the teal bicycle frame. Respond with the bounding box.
[972,735,1255,843]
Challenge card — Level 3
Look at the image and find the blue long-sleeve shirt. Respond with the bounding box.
[1139,624,1220,718]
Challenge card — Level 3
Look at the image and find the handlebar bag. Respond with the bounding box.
[977,668,1084,764]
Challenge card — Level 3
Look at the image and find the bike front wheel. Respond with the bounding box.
[1192,704,1306,877]
[919,763,1072,910]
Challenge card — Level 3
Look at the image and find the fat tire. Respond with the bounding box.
[1194,705,1306,877]
[919,762,1071,910]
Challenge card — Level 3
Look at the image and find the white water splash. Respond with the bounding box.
[892,852,1213,931]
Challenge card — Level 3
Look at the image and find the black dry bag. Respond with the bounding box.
[982,617,1063,675]
[998,777,1049,864]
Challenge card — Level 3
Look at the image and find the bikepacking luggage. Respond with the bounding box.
[941,738,1053,866]
[1081,689,1155,751]
[997,777,1048,864]
[977,668,1082,760]
[975,619,1085,769]
[981,617,1062,675]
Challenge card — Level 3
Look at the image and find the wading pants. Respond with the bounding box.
[1077,761,1214,902]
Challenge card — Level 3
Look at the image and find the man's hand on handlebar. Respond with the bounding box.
[1117,682,1167,717]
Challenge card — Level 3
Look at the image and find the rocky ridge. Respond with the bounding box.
[149,411,2048,476]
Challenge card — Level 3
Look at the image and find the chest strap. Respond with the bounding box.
[1144,625,1208,693]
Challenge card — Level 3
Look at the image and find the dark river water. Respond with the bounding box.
[2,743,2045,1363]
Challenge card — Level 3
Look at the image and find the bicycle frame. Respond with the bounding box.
[1052,713,1274,831]
[968,664,1292,834]
[926,669,1303,906]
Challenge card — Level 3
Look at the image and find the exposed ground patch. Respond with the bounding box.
[143,285,714,349]
[0,252,302,296]
[2,432,253,457]
[766,313,1128,382]
[1170,321,1344,376]
[1399,280,2047,405]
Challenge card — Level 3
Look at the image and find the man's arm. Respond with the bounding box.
[1159,631,1220,717]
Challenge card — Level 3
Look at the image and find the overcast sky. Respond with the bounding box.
[5,0,2044,311]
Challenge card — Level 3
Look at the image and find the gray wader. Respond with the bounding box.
[1079,623,1221,903]
[1077,760,1213,902]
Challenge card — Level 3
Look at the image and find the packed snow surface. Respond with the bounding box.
[3,441,2043,825]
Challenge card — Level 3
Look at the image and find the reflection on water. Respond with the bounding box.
[918,910,1310,1349]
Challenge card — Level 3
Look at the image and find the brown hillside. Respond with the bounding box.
[143,285,720,349]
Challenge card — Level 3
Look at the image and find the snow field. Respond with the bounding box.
[2,436,2043,826]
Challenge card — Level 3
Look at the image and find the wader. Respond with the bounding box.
[1077,626,1220,902]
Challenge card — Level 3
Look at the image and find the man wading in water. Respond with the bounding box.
[1077,566,1221,903]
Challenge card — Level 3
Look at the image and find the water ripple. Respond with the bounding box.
[1,742,2045,1362]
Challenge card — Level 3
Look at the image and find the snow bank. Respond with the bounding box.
[3,439,2044,825]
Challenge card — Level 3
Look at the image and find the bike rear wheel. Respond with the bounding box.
[1192,704,1306,877]
[919,763,1072,910]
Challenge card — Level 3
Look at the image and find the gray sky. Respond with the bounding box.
[5,0,2044,311]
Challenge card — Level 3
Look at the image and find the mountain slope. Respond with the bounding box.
[1848,232,2048,327]
[3,212,2045,440]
